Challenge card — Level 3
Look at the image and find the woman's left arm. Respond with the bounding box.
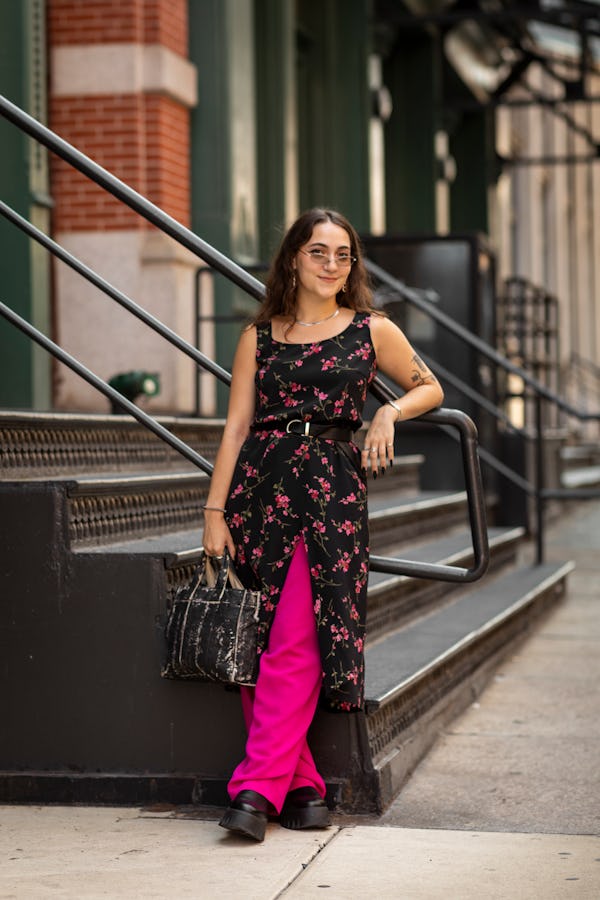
[361,315,444,475]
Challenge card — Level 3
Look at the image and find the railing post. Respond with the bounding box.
[535,391,545,564]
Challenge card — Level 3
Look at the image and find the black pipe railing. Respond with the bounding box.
[0,201,232,388]
[0,300,214,475]
[366,260,600,562]
[0,93,489,583]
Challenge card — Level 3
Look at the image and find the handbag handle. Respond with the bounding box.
[204,548,245,598]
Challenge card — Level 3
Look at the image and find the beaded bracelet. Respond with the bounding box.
[202,505,226,513]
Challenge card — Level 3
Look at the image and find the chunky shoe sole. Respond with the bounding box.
[219,807,267,841]
[280,805,331,830]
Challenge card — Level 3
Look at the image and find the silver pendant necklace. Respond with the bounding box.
[295,307,340,327]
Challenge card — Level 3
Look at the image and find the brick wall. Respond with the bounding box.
[48,0,187,55]
[48,0,191,231]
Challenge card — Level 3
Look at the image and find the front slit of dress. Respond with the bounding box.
[226,537,326,812]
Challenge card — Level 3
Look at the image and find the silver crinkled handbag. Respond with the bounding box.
[161,549,265,686]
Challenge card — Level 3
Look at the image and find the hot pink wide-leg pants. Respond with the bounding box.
[227,538,326,813]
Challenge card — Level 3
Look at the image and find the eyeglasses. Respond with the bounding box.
[299,248,357,268]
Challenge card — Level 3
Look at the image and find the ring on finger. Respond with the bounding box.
[370,448,377,454]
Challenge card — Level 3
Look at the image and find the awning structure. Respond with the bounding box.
[374,0,600,164]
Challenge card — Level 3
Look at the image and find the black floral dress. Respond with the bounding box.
[225,312,377,711]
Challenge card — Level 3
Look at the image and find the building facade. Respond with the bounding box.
[0,0,598,415]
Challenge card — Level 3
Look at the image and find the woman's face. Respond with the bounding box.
[294,221,352,301]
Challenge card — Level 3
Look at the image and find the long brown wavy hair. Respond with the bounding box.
[253,208,374,326]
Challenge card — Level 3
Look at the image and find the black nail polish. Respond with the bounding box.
[380,467,386,476]
[372,471,377,480]
[389,458,393,467]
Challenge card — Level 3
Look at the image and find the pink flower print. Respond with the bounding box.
[251,546,264,560]
[337,520,355,535]
[230,512,244,528]
[264,599,274,612]
[321,358,335,371]
[310,563,323,578]
[340,493,356,506]
[275,493,291,510]
[336,552,352,573]
[308,489,319,501]
[315,520,326,534]
[317,391,328,401]
[295,359,303,367]
[290,382,302,393]
[340,626,349,641]
[314,597,321,614]
[350,604,360,621]
[347,667,359,684]
[354,637,364,652]
[242,463,258,479]
[283,395,298,407]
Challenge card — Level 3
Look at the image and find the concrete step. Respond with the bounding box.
[0,412,424,496]
[361,560,574,811]
[560,444,600,469]
[64,469,466,550]
[0,476,572,814]
[0,411,224,477]
[561,465,600,489]
[78,524,524,638]
[365,526,525,641]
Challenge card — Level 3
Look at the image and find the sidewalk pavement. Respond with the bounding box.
[1,503,599,899]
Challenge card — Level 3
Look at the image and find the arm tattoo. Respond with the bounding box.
[410,353,437,386]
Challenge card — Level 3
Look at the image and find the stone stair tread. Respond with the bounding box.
[561,465,600,488]
[367,489,465,515]
[76,526,204,558]
[66,470,209,493]
[364,560,574,710]
[367,525,524,589]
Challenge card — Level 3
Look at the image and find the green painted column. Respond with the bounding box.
[295,0,371,230]
[0,0,51,409]
[383,32,440,233]
[449,106,495,234]
[189,0,259,413]
[254,0,297,260]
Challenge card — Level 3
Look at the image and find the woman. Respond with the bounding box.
[202,208,443,841]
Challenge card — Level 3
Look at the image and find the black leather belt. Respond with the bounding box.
[252,419,354,442]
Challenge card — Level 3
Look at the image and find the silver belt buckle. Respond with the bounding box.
[286,419,310,436]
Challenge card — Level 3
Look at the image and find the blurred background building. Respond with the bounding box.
[0,0,599,417]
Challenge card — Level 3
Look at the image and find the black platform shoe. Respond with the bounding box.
[280,787,330,830]
[219,790,271,841]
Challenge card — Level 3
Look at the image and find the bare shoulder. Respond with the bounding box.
[368,311,409,352]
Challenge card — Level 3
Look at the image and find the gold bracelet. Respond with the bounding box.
[387,399,402,420]
[202,505,226,513]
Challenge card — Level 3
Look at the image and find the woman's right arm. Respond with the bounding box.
[202,325,258,558]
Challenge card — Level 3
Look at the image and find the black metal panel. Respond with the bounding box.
[363,233,498,492]
[0,481,367,806]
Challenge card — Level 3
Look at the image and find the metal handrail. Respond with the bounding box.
[366,259,600,422]
[0,93,489,582]
[0,201,232,388]
[366,259,600,562]
[0,300,213,475]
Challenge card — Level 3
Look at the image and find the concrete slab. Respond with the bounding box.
[378,503,600,838]
[0,806,338,899]
[282,826,600,900]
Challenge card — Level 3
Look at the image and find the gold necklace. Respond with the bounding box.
[295,307,340,327]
